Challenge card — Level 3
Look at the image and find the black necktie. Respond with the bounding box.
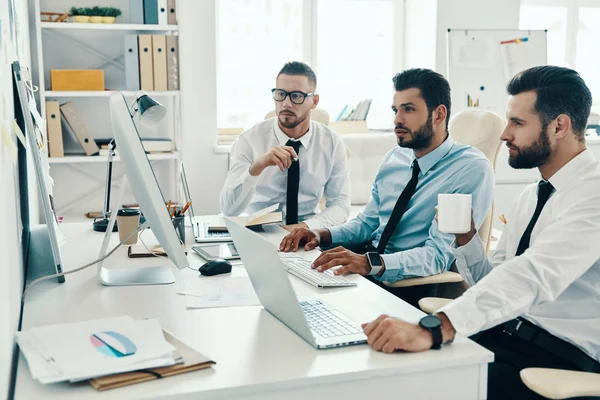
[285,139,301,225]
[515,180,554,256]
[377,160,421,253]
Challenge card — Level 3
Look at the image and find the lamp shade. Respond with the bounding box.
[137,94,167,124]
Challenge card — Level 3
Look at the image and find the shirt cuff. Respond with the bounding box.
[451,234,486,286]
[438,296,487,337]
[376,253,404,282]
[328,226,344,245]
[303,217,323,230]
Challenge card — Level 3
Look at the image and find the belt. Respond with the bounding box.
[499,317,600,373]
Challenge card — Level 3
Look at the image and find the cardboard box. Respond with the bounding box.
[50,69,105,91]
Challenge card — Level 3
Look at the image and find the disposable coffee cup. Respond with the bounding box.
[437,194,472,234]
[116,208,141,245]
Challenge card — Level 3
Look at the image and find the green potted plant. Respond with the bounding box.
[89,6,104,23]
[69,7,89,23]
[102,7,122,24]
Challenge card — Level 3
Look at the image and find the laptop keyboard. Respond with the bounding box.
[300,300,362,338]
[279,253,356,288]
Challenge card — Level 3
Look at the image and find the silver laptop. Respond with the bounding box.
[225,218,367,349]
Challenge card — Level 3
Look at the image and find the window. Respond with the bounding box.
[316,0,395,129]
[520,0,600,103]
[217,0,400,131]
[216,0,303,129]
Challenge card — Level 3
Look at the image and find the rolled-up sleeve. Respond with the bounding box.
[219,136,260,216]
[304,136,351,229]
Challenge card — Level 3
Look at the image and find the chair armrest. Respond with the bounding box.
[417,297,453,314]
[520,368,600,399]
[383,271,463,288]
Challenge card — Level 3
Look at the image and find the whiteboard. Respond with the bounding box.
[447,29,547,119]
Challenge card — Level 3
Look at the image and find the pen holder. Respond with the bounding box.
[172,215,185,244]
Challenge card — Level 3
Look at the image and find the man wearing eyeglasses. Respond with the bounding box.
[220,61,350,231]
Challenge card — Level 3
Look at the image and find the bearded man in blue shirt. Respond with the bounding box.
[280,68,495,306]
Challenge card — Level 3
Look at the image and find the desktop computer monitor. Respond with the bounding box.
[99,93,189,285]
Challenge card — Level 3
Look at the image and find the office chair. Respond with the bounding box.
[417,298,600,399]
[264,107,330,126]
[383,109,504,292]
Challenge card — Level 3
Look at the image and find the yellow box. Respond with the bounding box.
[50,69,105,91]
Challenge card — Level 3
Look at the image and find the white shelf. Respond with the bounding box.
[44,90,180,97]
[40,22,179,31]
[48,151,180,164]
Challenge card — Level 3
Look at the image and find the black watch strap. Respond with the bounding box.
[430,325,443,350]
[419,315,443,350]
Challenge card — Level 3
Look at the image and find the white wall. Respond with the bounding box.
[179,0,228,215]
[404,0,437,70]
[435,0,521,75]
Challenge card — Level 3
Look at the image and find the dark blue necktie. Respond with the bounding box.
[377,160,420,253]
[285,140,301,225]
[515,180,554,256]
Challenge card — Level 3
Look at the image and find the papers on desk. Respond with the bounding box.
[17,316,177,384]
[182,275,260,308]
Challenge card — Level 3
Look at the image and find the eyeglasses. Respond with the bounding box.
[271,88,315,105]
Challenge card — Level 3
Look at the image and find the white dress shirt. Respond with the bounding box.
[220,118,351,229]
[440,149,600,362]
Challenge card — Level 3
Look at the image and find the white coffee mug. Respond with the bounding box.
[437,194,472,234]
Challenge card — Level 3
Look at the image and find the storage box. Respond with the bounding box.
[50,69,105,91]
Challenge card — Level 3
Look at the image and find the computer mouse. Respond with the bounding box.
[199,259,233,276]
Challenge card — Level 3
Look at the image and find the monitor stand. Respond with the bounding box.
[97,177,175,286]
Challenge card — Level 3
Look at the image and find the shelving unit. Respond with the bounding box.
[40,22,179,31]
[47,151,181,164]
[45,90,180,97]
[29,0,182,221]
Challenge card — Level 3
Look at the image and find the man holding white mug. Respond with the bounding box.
[361,66,600,400]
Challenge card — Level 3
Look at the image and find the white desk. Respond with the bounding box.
[15,222,493,399]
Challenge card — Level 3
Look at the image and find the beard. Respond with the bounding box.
[396,114,435,150]
[278,109,308,129]
[507,123,552,169]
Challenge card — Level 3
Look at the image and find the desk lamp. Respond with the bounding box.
[92,91,167,232]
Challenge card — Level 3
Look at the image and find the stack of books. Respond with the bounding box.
[336,99,373,121]
[217,127,243,145]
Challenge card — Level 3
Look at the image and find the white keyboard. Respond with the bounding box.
[279,253,356,288]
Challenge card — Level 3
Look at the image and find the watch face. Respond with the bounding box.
[367,252,382,267]
[420,315,441,329]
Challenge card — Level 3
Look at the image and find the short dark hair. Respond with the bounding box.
[507,66,592,140]
[392,68,451,128]
[277,61,317,88]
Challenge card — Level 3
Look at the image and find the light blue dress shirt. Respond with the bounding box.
[328,135,494,283]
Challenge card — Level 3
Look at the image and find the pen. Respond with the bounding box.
[167,200,172,214]
[171,206,177,218]
[498,214,507,224]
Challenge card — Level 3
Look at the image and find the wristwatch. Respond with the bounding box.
[366,252,384,276]
[419,315,443,350]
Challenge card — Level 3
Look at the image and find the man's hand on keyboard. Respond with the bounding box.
[280,228,332,252]
[311,246,371,276]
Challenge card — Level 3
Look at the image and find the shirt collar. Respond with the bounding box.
[413,135,455,175]
[273,119,314,149]
[547,149,596,192]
